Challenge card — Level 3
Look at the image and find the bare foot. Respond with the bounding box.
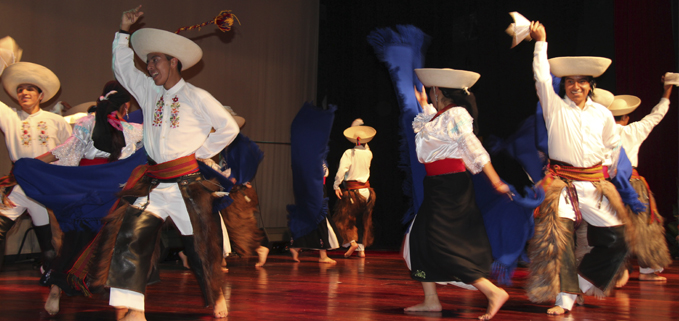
[404,296,442,312]
[178,251,190,269]
[119,309,146,321]
[344,242,358,258]
[576,294,584,306]
[358,250,365,258]
[547,306,567,315]
[478,287,508,320]
[256,246,269,267]
[639,273,667,282]
[213,292,228,318]
[115,307,129,320]
[615,269,629,288]
[44,285,61,315]
[290,247,300,262]
[319,257,337,264]
[584,286,605,300]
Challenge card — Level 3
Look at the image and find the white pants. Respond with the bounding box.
[0,185,49,226]
[110,182,194,311]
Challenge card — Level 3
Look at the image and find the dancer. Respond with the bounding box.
[404,68,510,320]
[0,61,71,271]
[333,119,375,258]
[526,21,633,315]
[14,81,144,315]
[288,103,340,264]
[92,6,239,320]
[607,79,673,282]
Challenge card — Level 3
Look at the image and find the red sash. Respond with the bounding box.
[424,158,465,176]
[631,168,660,224]
[345,180,370,190]
[79,158,110,166]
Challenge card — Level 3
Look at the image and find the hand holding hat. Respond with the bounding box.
[0,36,22,77]
[505,12,532,48]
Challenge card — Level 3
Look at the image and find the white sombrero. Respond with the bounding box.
[0,36,22,76]
[2,62,60,101]
[505,12,532,48]
[415,68,480,90]
[608,95,641,116]
[64,101,96,116]
[131,28,203,71]
[591,88,615,108]
[344,118,376,145]
[548,57,611,78]
[223,106,246,128]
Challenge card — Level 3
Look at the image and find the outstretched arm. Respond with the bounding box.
[120,5,144,32]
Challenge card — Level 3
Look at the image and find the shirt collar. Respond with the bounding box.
[354,144,369,150]
[19,108,43,119]
[564,96,595,111]
[164,78,186,96]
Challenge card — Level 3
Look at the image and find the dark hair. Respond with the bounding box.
[17,84,42,94]
[558,76,596,99]
[439,87,479,135]
[165,54,182,76]
[614,115,625,121]
[92,81,131,161]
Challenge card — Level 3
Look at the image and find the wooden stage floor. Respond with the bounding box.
[0,250,678,320]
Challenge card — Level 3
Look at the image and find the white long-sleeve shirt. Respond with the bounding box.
[412,104,490,175]
[0,101,72,162]
[616,98,669,167]
[333,145,372,190]
[50,114,143,166]
[112,32,239,163]
[533,41,620,170]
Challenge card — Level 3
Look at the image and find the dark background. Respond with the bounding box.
[317,0,678,249]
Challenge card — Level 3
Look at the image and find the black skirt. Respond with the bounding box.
[291,217,340,250]
[407,171,492,284]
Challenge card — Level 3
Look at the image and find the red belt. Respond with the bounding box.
[424,158,465,176]
[345,180,370,190]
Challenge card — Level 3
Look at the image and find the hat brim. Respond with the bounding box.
[591,88,615,108]
[548,56,611,78]
[608,95,641,116]
[234,115,246,128]
[415,68,480,89]
[64,101,96,116]
[131,28,203,71]
[2,62,60,101]
[344,126,376,144]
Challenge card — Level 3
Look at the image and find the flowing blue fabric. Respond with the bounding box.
[13,148,147,232]
[367,25,430,224]
[221,133,264,185]
[197,161,234,213]
[287,102,336,240]
[611,147,646,212]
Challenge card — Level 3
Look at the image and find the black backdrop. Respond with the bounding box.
[317,0,676,249]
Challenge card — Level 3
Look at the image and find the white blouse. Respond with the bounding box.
[413,104,490,175]
[50,114,143,166]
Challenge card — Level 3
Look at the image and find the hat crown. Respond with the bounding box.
[548,56,612,78]
[2,62,60,101]
[131,28,203,71]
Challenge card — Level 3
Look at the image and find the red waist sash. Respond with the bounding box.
[79,158,110,166]
[345,180,370,190]
[424,158,466,176]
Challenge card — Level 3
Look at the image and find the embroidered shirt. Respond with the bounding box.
[616,98,669,167]
[112,32,239,163]
[0,101,72,162]
[533,41,620,172]
[50,114,143,166]
[412,103,490,175]
[333,144,372,190]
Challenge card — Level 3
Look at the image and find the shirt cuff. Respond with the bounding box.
[534,41,547,54]
[659,97,670,104]
[116,32,131,45]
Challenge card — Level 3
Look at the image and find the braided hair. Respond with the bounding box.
[91,81,131,161]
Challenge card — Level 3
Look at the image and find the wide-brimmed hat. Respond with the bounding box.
[64,101,96,116]
[131,28,203,71]
[344,118,376,145]
[608,95,641,116]
[415,68,480,90]
[548,57,611,78]
[0,36,22,76]
[505,12,532,48]
[591,88,614,108]
[2,62,60,101]
[223,106,246,128]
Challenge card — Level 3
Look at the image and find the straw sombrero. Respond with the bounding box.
[591,88,615,108]
[131,28,203,70]
[548,57,611,78]
[2,62,60,101]
[608,95,641,116]
[415,68,480,90]
[344,119,376,145]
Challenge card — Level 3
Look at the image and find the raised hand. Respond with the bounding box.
[529,21,546,42]
[121,5,144,32]
[414,85,428,107]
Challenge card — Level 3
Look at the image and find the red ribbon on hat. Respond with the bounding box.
[175,10,241,34]
[356,136,361,146]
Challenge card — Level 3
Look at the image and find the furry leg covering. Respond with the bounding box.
[221,186,263,257]
[332,188,375,247]
[627,179,671,270]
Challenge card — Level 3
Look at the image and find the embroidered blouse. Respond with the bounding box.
[112,32,239,163]
[0,101,72,162]
[413,104,489,175]
[50,114,143,166]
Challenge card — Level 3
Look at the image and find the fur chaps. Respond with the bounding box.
[332,187,375,247]
[625,179,671,271]
[221,185,264,257]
